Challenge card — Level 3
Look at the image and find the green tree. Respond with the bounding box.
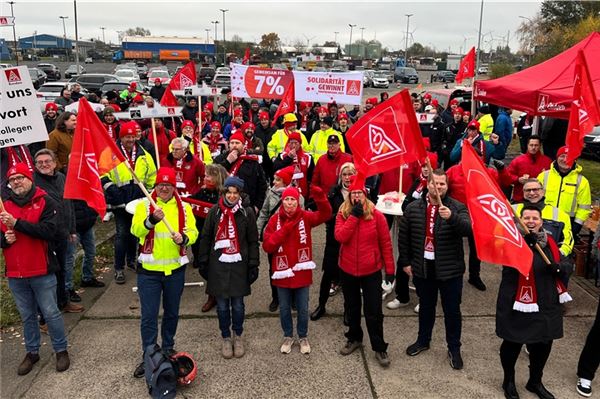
[125,27,151,36]
[323,41,337,47]
[408,42,425,56]
[489,63,515,79]
[259,32,281,52]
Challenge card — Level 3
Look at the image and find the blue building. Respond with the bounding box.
[0,39,11,60]
[18,33,93,57]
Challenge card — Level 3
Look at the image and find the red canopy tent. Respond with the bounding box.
[474,32,600,119]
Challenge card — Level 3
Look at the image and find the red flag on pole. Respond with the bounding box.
[242,47,251,65]
[565,50,600,166]
[456,46,475,84]
[346,89,426,177]
[271,81,296,127]
[64,98,127,218]
[160,61,198,107]
[461,141,532,276]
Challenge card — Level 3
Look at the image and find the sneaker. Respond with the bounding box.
[233,335,245,358]
[468,276,487,291]
[133,362,145,378]
[448,350,463,370]
[406,341,429,357]
[268,299,279,313]
[69,289,82,303]
[56,350,70,372]
[375,351,390,368]
[280,337,294,354]
[299,338,311,354]
[80,278,105,288]
[386,299,410,310]
[102,211,113,222]
[17,352,40,375]
[115,270,125,285]
[339,340,362,356]
[577,378,592,397]
[63,302,84,313]
[414,304,420,313]
[329,284,340,297]
[222,337,233,359]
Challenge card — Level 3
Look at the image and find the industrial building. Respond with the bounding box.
[17,33,93,58]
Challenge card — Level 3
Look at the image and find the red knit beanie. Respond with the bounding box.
[229,131,246,144]
[119,121,137,138]
[7,163,33,181]
[156,167,176,186]
[275,166,295,185]
[282,186,300,202]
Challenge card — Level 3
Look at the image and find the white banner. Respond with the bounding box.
[293,71,364,105]
[0,66,48,148]
[65,101,105,113]
[172,83,223,97]
[231,64,294,100]
[113,104,182,120]
[0,16,15,27]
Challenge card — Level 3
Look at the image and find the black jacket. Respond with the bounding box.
[149,85,165,101]
[322,184,347,268]
[398,194,471,280]
[495,236,572,344]
[33,171,75,240]
[214,151,268,210]
[182,104,199,121]
[73,200,98,233]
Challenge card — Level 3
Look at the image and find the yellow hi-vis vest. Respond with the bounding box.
[267,129,310,159]
[308,127,345,163]
[103,146,156,189]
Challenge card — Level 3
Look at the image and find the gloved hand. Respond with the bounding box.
[492,159,505,171]
[547,262,562,275]
[523,232,537,247]
[351,202,364,218]
[198,263,208,280]
[248,267,259,285]
[310,185,326,200]
[386,274,396,285]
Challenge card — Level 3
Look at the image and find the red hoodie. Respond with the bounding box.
[506,152,552,202]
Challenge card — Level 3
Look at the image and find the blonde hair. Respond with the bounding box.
[339,193,375,221]
[205,164,228,191]
[337,162,357,186]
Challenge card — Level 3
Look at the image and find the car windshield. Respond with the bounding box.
[149,71,169,78]
[373,72,388,78]
[405,68,417,74]
[39,85,64,92]
[116,70,135,77]
[67,65,82,72]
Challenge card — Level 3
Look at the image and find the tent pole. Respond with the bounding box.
[532,116,540,136]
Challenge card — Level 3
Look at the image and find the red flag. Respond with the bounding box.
[346,89,426,177]
[64,98,127,218]
[160,61,198,107]
[242,47,251,65]
[565,50,600,166]
[271,81,296,127]
[461,141,532,276]
[456,46,475,84]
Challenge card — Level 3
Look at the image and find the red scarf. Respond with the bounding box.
[6,146,33,172]
[214,197,242,263]
[203,133,226,153]
[424,197,437,260]
[104,122,117,140]
[271,209,315,280]
[139,190,187,264]
[229,152,259,176]
[121,143,137,168]
[513,235,572,312]
[413,174,428,198]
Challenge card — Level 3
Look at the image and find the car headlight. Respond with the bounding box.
[593,135,600,143]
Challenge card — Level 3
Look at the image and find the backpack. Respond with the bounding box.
[143,344,177,399]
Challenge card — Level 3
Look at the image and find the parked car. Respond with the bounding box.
[430,70,456,83]
[136,62,148,80]
[583,126,600,161]
[212,71,231,88]
[84,57,93,64]
[64,64,86,79]
[198,67,215,84]
[427,88,473,112]
[363,70,374,87]
[36,63,61,80]
[312,67,327,72]
[69,73,121,91]
[478,65,489,75]
[147,69,171,86]
[0,63,14,68]
[28,68,47,89]
[215,66,230,74]
[114,69,140,83]
[371,71,390,88]
[394,66,419,84]
[100,81,146,97]
[36,82,88,111]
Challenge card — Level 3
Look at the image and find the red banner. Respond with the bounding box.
[161,61,198,107]
[456,47,475,84]
[346,89,426,177]
[461,141,532,276]
[271,81,296,127]
[231,64,294,100]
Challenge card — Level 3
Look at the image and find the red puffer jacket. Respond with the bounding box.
[311,151,352,194]
[335,208,395,277]
[506,152,552,202]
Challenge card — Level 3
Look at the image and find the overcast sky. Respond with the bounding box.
[1,1,542,53]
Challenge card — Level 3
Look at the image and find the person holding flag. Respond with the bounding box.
[496,205,572,399]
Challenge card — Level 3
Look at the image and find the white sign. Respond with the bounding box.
[65,101,105,113]
[113,104,182,120]
[293,71,364,105]
[172,83,222,97]
[0,66,48,148]
[415,112,436,124]
[0,16,15,27]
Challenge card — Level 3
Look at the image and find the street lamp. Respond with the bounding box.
[100,26,106,43]
[59,16,68,60]
[219,9,228,65]
[205,28,210,54]
[404,14,413,66]
[211,20,219,64]
[73,0,80,72]
[334,31,339,44]
[348,24,356,59]
[8,1,18,65]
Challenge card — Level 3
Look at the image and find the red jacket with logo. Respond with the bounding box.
[1,187,58,278]
[163,152,205,196]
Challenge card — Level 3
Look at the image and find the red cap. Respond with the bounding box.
[467,120,480,130]
[204,102,214,111]
[133,94,144,103]
[423,93,432,99]
[275,166,295,185]
[129,82,137,90]
[348,174,367,194]
[287,132,302,143]
[449,99,459,106]
[45,102,58,112]
[366,97,378,105]
[229,131,246,144]
[7,163,33,181]
[156,167,176,186]
[431,99,439,107]
[464,111,471,117]
[453,107,464,115]
[282,186,300,202]
[181,120,194,130]
[154,78,161,84]
[119,121,138,138]
[338,113,348,121]
[298,102,311,111]
[241,121,255,131]
[233,109,243,117]
[557,146,569,158]
[318,106,329,114]
[258,111,270,120]
[210,121,222,130]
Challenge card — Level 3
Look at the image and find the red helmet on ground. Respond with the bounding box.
[169,352,197,386]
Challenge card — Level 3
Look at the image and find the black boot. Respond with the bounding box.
[502,376,520,399]
[310,305,326,321]
[525,381,555,399]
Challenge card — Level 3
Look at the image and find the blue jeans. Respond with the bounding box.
[114,208,137,271]
[8,274,68,353]
[277,286,309,338]
[215,296,245,338]
[65,227,96,289]
[137,268,185,351]
[413,275,463,352]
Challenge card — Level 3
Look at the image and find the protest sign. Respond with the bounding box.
[293,70,364,105]
[172,84,223,97]
[231,64,294,100]
[0,66,48,148]
[65,101,105,113]
[113,104,183,120]
[0,16,15,26]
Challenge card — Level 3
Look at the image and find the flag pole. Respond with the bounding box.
[398,165,404,197]
[425,157,442,204]
[151,118,161,169]
[513,211,552,265]
[0,197,5,212]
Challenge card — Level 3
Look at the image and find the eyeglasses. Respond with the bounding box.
[156,183,173,189]
[35,159,54,165]
[523,188,542,193]
[8,175,25,184]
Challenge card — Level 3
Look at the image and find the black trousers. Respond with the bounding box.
[500,340,553,383]
[578,299,600,381]
[341,269,387,352]
[267,254,278,302]
[317,255,340,307]
[467,233,481,278]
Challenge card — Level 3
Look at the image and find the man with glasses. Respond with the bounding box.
[163,137,205,197]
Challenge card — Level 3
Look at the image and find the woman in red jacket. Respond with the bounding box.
[335,175,395,368]
[263,185,331,355]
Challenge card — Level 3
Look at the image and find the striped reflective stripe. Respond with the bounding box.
[142,258,181,265]
[580,204,592,210]
[551,206,558,221]
[542,171,549,189]
[568,174,583,216]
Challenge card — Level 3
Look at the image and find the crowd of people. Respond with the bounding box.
[1,82,599,399]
